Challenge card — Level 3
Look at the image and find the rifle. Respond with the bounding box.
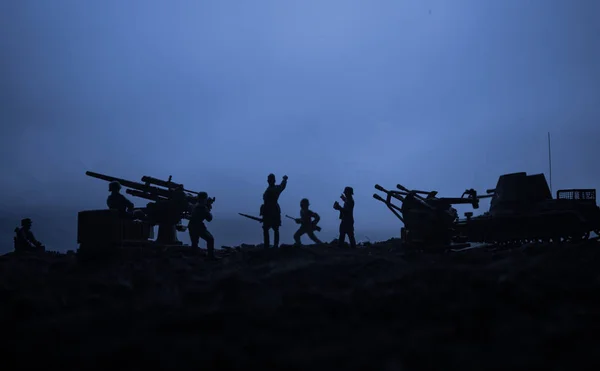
[239,213,263,223]
[285,215,322,232]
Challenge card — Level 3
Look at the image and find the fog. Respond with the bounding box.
[1,0,599,252]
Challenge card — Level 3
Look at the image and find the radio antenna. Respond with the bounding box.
[548,132,553,194]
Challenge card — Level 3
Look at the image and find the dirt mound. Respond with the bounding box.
[2,240,600,370]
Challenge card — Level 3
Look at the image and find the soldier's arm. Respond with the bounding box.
[29,231,42,246]
[341,200,353,215]
[21,230,37,248]
[311,211,320,224]
[277,178,287,193]
[120,194,134,210]
[205,209,213,222]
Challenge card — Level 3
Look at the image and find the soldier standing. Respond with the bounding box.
[261,173,288,248]
[107,181,134,216]
[14,218,45,252]
[293,198,323,245]
[188,192,216,259]
[333,186,356,248]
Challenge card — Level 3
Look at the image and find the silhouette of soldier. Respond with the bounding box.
[333,186,356,248]
[261,173,288,248]
[107,181,134,216]
[14,218,45,252]
[188,192,215,259]
[293,198,323,245]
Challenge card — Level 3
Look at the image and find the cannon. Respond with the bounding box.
[454,172,600,245]
[373,183,491,248]
[79,171,206,253]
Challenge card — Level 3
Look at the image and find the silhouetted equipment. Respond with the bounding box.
[285,214,322,232]
[79,171,202,253]
[455,172,600,244]
[374,172,600,248]
[239,213,263,223]
[373,183,489,247]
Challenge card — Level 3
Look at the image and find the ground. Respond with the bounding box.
[2,239,600,370]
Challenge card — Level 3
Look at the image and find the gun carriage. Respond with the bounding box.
[78,171,213,254]
[373,183,488,248]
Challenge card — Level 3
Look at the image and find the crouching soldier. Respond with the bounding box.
[188,192,216,259]
[14,218,45,253]
[293,198,323,245]
[107,181,134,217]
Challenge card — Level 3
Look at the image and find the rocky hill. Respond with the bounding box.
[2,239,600,370]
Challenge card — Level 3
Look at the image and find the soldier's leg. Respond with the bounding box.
[273,226,280,248]
[262,225,271,248]
[306,230,323,244]
[338,223,347,248]
[347,227,357,248]
[189,229,199,248]
[293,227,305,245]
[199,229,215,257]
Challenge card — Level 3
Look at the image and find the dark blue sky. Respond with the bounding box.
[1,0,599,251]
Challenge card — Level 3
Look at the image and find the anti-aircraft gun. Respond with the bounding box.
[373,183,492,248]
[78,171,209,253]
[454,172,600,245]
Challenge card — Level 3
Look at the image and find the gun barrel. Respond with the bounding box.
[141,175,200,195]
[126,189,168,202]
[397,184,433,196]
[373,194,386,202]
[374,184,388,193]
[87,171,176,199]
[141,176,182,189]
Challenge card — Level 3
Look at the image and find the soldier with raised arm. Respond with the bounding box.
[107,181,134,216]
[188,192,216,259]
[14,218,45,252]
[261,173,288,248]
[333,186,356,248]
[293,198,323,245]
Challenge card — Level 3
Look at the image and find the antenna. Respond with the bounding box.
[548,132,553,193]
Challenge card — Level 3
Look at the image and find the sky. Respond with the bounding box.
[1,0,599,252]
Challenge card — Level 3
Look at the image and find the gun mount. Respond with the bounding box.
[373,183,491,248]
[80,171,204,251]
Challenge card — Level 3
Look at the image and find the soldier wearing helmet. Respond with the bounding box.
[260,173,288,248]
[188,191,216,259]
[14,218,45,252]
[292,198,323,245]
[107,181,134,216]
[333,186,356,248]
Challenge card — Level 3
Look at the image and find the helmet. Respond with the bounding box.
[21,218,32,226]
[344,186,354,195]
[197,192,208,200]
[109,181,121,192]
[300,198,310,207]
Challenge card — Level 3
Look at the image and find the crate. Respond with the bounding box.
[77,209,154,245]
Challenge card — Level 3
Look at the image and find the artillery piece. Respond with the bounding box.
[78,171,207,253]
[454,172,600,245]
[373,183,491,248]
